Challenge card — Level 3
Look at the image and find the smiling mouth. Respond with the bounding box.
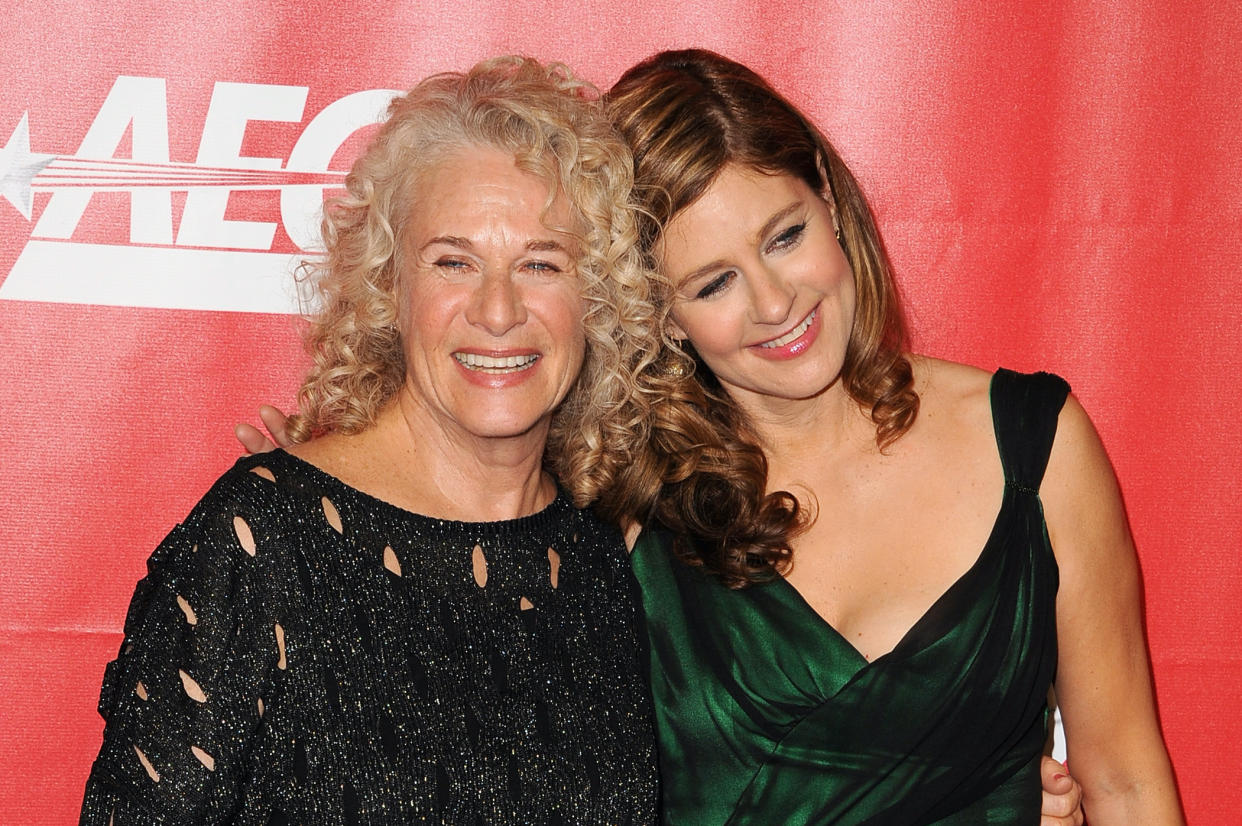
[453,353,540,373]
[758,309,817,349]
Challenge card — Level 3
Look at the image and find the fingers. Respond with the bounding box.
[1038,809,1078,824]
[258,405,294,448]
[235,422,278,454]
[1040,756,1073,796]
[1041,812,1085,826]
[1039,757,1084,825]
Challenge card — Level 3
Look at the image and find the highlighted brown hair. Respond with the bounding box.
[601,49,918,586]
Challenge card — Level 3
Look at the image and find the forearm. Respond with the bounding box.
[1079,759,1184,825]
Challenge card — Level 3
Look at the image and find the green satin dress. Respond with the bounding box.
[631,369,1069,825]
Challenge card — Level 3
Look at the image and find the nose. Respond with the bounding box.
[747,266,796,326]
[465,269,527,336]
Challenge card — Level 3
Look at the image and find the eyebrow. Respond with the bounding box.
[421,235,473,253]
[673,200,803,286]
[419,236,571,255]
[525,239,570,254]
[755,202,803,246]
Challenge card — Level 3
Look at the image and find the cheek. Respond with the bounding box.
[673,304,739,359]
[400,294,456,359]
[551,290,588,347]
[665,306,690,342]
[533,288,588,380]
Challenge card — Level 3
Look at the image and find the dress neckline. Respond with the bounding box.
[767,370,1019,671]
[256,449,572,535]
[770,504,1011,671]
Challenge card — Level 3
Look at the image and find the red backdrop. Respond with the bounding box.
[2,1,1238,822]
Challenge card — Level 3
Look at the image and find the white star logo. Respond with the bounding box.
[0,113,54,220]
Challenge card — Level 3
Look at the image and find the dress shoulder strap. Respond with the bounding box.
[989,368,1071,493]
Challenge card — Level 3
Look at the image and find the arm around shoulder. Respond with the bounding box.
[1040,395,1184,825]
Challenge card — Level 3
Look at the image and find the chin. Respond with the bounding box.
[458,413,552,441]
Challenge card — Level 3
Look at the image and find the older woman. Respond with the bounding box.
[81,57,658,824]
[599,49,1182,824]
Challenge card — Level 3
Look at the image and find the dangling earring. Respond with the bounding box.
[832,211,843,244]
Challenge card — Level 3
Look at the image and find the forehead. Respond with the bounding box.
[661,165,813,266]
[407,145,576,241]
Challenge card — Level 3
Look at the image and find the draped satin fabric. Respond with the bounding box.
[632,370,1070,825]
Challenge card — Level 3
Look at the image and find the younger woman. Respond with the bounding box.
[599,49,1182,824]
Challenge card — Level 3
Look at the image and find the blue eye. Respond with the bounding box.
[435,258,469,269]
[525,260,563,274]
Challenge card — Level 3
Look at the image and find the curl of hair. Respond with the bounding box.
[289,56,661,507]
[600,49,919,586]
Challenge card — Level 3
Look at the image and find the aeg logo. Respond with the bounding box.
[0,76,398,312]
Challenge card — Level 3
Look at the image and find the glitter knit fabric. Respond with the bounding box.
[80,450,658,825]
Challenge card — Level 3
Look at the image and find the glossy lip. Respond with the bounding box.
[748,304,821,361]
[452,348,541,388]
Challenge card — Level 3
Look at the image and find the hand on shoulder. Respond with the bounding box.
[235,405,294,454]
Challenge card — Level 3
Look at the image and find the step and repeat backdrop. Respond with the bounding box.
[3,1,1238,821]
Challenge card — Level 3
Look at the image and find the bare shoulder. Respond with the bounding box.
[284,432,343,466]
[283,431,371,481]
[1042,393,1117,501]
[908,355,994,433]
[1041,393,1129,556]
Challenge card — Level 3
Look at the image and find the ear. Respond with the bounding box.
[665,313,688,343]
[814,151,841,231]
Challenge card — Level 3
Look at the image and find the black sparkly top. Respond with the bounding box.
[80,450,658,825]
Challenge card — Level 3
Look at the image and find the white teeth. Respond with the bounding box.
[454,353,539,372]
[760,310,816,349]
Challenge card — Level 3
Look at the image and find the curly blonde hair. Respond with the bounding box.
[289,56,661,504]
[601,49,919,587]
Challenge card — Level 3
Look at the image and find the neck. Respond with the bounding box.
[363,388,557,522]
[733,381,870,487]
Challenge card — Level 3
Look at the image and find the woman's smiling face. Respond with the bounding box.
[660,163,856,411]
[396,145,586,444]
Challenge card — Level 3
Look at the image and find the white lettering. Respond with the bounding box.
[32,76,172,243]
[1,240,301,313]
[176,82,308,250]
[281,89,400,251]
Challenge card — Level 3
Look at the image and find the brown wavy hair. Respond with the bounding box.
[600,48,919,587]
[288,56,661,504]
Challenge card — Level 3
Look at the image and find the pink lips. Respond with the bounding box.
[749,306,821,360]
